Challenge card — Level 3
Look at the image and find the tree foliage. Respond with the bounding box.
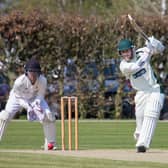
[0,10,168,119]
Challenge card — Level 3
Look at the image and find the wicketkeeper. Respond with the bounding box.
[0,58,57,150]
[118,36,165,152]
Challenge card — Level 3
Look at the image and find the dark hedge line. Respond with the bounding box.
[0,10,167,119]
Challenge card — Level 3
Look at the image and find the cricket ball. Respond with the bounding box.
[48,143,54,150]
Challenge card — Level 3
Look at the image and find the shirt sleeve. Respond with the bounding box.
[35,75,47,101]
[12,76,30,109]
[12,75,25,97]
[120,47,151,76]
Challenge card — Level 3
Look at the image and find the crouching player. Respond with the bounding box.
[0,58,57,150]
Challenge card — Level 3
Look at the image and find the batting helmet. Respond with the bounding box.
[118,39,134,52]
[25,58,41,73]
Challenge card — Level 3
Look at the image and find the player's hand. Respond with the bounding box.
[32,99,42,113]
[145,36,165,54]
[27,105,33,113]
[32,99,41,106]
[33,104,43,113]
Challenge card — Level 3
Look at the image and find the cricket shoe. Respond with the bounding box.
[137,146,146,153]
[41,144,58,150]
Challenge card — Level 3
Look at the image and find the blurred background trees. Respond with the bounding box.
[0,0,168,119]
[0,0,167,17]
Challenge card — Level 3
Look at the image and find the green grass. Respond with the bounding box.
[0,120,136,150]
[0,152,167,168]
[0,120,168,168]
[1,120,168,150]
[1,151,168,168]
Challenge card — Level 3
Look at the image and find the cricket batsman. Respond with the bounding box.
[118,36,165,152]
[0,58,57,150]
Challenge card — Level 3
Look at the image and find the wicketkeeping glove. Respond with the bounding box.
[27,105,37,121]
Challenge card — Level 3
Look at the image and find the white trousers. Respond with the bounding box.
[134,91,165,148]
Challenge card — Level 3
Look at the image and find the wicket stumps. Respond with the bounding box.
[60,96,78,151]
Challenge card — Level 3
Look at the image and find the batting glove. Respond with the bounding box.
[145,36,165,54]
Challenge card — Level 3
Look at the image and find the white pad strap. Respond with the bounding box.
[42,121,56,150]
[144,93,164,118]
[0,120,8,140]
[136,117,157,148]
[0,110,10,120]
[0,110,10,140]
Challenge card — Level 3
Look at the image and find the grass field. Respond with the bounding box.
[0,119,168,168]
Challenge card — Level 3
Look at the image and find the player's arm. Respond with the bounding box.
[33,76,54,121]
[34,75,47,104]
[120,50,149,76]
[12,76,31,109]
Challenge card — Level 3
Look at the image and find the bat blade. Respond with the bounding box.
[127,14,150,42]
